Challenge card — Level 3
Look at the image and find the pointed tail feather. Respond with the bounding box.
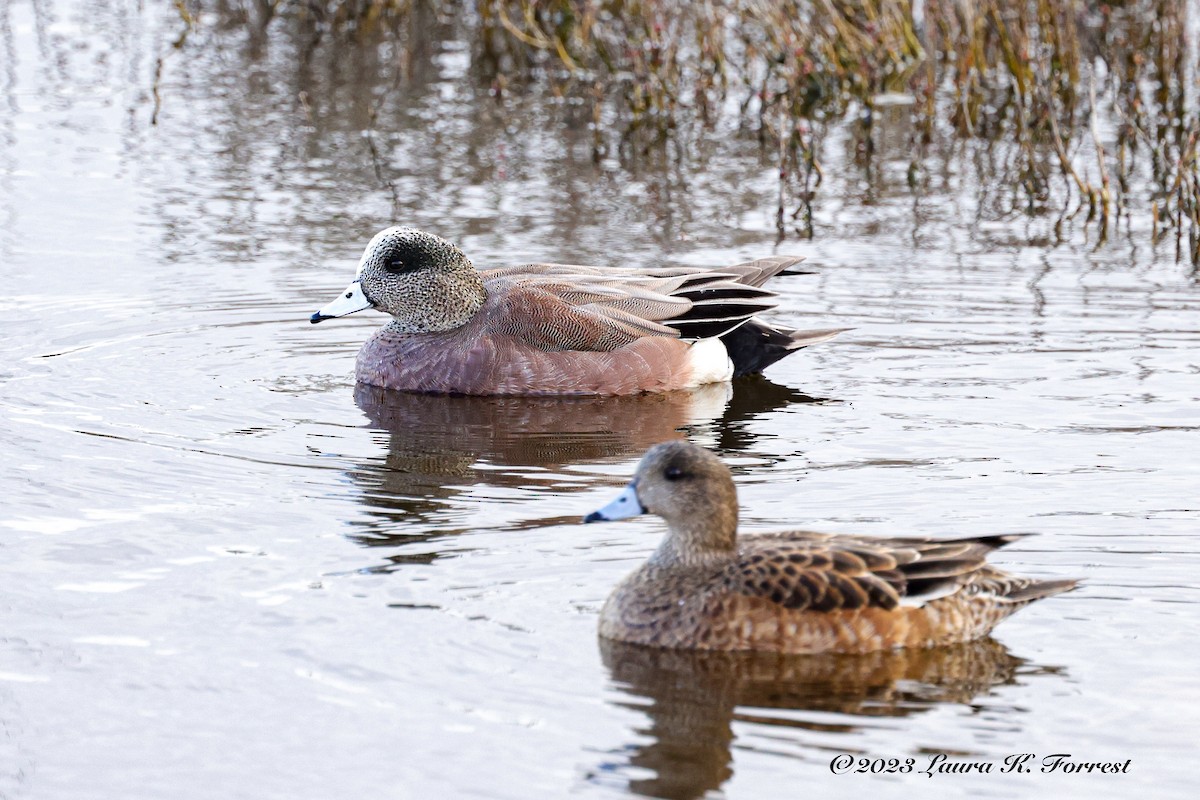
[781,327,852,350]
[1004,578,1080,603]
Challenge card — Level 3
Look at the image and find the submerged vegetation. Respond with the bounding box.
[189,1,1200,263]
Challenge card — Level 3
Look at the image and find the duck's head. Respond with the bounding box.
[311,227,486,332]
[585,441,739,555]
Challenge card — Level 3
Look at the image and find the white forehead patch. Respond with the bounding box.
[356,226,413,275]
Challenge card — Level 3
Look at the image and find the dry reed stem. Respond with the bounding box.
[195,0,1200,261]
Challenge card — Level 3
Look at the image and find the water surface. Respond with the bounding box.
[1,3,1198,798]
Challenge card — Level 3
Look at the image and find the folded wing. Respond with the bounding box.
[479,257,838,364]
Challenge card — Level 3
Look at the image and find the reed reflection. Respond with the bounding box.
[346,378,829,560]
[596,637,1061,800]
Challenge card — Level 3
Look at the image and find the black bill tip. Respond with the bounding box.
[582,511,607,524]
[310,312,330,324]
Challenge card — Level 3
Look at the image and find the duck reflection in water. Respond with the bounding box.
[594,638,1064,800]
[346,378,830,567]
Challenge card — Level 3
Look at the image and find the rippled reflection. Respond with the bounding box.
[596,638,1060,799]
[345,378,832,559]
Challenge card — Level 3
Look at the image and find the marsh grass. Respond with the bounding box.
[196,0,1200,263]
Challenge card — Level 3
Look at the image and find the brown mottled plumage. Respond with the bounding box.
[584,442,1078,653]
[311,227,845,395]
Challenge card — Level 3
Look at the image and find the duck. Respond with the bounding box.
[310,227,845,395]
[584,441,1078,653]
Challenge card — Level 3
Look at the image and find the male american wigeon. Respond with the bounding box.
[585,441,1078,653]
[311,227,845,395]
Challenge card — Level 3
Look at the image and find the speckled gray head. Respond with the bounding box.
[311,227,485,332]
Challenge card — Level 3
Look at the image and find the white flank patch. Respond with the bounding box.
[899,583,961,607]
[686,337,734,387]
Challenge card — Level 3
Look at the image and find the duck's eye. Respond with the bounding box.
[345,291,353,298]
[664,466,685,481]
[378,238,428,274]
[385,257,417,274]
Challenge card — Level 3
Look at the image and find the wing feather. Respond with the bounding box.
[722,533,1029,613]
[479,256,809,343]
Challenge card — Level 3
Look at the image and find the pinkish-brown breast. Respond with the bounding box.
[355,318,696,395]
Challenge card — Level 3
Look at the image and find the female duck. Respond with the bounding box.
[311,227,844,395]
[585,442,1077,653]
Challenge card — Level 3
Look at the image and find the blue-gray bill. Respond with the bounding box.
[311,279,371,324]
[583,482,645,523]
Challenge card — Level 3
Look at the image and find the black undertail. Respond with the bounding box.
[720,319,804,377]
